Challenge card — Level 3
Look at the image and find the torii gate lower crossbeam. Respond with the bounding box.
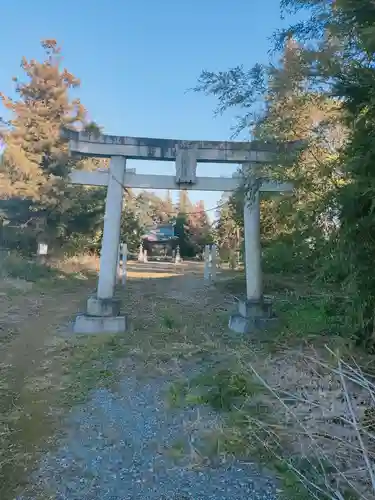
[66,131,295,335]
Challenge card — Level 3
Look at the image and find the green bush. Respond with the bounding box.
[263,239,316,276]
[0,253,58,282]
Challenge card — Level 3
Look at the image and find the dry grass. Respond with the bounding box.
[168,342,375,499]
[0,253,126,498]
[50,252,100,274]
[0,258,96,498]
[157,270,375,499]
[52,252,186,279]
[240,346,375,499]
[126,270,180,279]
[2,252,374,499]
[115,265,375,499]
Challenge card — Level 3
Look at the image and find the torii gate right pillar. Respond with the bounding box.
[229,165,277,333]
[243,184,262,302]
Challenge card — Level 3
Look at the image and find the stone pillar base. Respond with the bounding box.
[228,297,278,334]
[73,314,127,335]
[86,296,121,317]
[73,296,128,335]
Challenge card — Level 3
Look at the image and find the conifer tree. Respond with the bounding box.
[178,189,193,214]
[0,39,85,205]
[0,39,104,251]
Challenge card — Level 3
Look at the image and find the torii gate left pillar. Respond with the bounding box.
[74,155,128,334]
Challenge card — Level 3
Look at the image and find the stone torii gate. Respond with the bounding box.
[65,130,295,334]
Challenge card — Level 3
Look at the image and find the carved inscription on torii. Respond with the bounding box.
[175,143,197,185]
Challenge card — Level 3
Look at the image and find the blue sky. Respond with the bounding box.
[0,0,302,217]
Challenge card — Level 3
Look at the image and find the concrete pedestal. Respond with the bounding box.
[73,296,128,335]
[86,296,121,317]
[228,297,278,334]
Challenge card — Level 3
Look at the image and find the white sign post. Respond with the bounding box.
[37,242,48,265]
[37,243,48,256]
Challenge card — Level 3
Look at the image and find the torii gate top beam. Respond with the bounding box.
[63,129,299,164]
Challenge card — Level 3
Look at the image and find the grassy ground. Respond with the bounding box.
[0,253,374,499]
[0,255,98,498]
[193,272,375,499]
[0,254,219,498]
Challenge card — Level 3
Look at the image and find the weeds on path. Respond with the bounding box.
[168,272,375,500]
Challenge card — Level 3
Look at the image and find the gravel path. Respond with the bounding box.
[18,270,279,499]
[25,371,279,499]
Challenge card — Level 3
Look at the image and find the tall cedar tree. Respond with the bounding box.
[188,200,212,250]
[0,39,86,201]
[0,40,86,232]
[0,40,112,252]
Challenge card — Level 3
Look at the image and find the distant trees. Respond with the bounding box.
[171,195,213,257]
[214,194,242,265]
[188,200,213,252]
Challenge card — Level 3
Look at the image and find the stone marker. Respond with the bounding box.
[117,243,127,286]
[175,245,181,264]
[138,244,144,262]
[211,244,218,282]
[37,241,48,265]
[204,245,210,283]
[203,244,218,283]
